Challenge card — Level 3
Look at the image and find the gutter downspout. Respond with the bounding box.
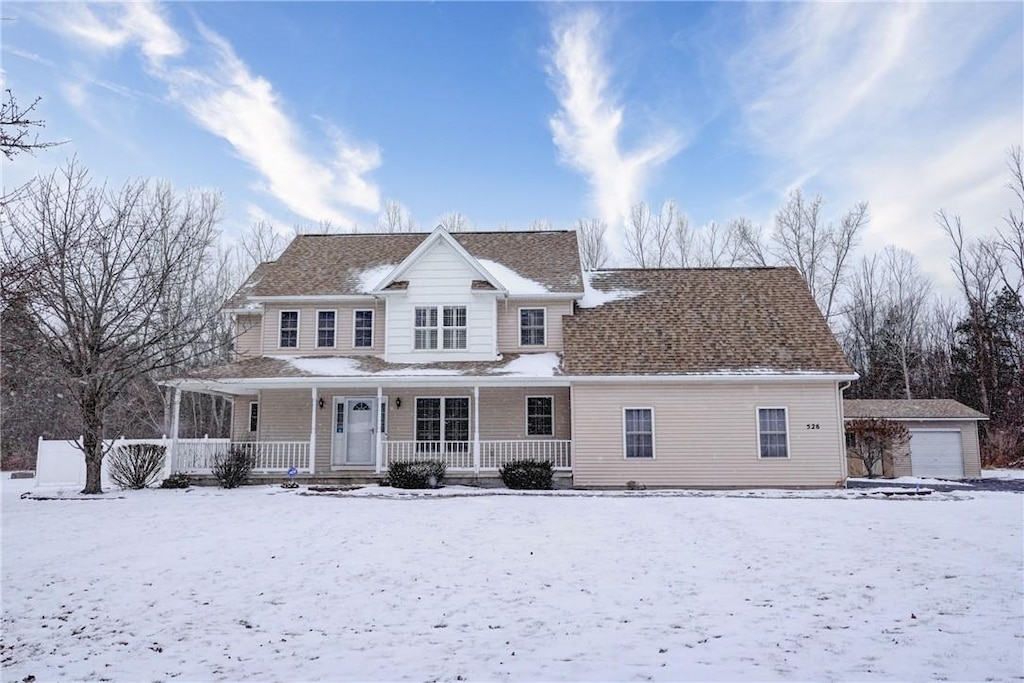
[837,381,852,488]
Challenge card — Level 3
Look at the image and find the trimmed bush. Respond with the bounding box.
[499,459,553,490]
[159,472,192,489]
[109,444,167,490]
[211,448,255,489]
[386,460,446,489]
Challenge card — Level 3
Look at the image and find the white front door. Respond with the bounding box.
[345,398,376,465]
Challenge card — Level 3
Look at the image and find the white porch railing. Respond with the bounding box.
[383,440,571,472]
[175,439,310,473]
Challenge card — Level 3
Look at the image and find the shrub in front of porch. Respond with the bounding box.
[211,448,255,489]
[159,473,192,489]
[386,460,447,489]
[499,459,553,490]
[109,444,167,490]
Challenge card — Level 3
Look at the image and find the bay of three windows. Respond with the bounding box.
[278,310,373,349]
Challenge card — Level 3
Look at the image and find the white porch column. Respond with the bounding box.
[170,387,182,474]
[473,385,481,473]
[309,387,317,474]
[375,386,384,474]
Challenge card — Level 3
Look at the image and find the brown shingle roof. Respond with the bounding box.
[223,262,274,310]
[562,268,854,376]
[843,399,988,420]
[238,230,582,300]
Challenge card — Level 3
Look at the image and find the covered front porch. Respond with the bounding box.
[164,356,573,479]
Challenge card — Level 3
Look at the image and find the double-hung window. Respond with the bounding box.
[248,402,259,433]
[520,308,546,346]
[623,408,654,458]
[443,306,467,350]
[416,397,469,453]
[415,306,467,350]
[354,310,373,348]
[526,396,554,437]
[414,307,438,350]
[758,408,789,458]
[317,311,336,348]
[279,311,299,348]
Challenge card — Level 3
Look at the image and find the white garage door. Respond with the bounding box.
[910,430,964,479]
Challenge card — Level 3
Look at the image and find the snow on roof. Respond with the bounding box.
[284,352,561,378]
[487,352,559,377]
[477,259,549,295]
[578,271,643,309]
[359,264,399,293]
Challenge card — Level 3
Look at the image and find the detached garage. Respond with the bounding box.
[844,399,988,480]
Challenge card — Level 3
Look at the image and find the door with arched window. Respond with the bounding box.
[332,397,378,466]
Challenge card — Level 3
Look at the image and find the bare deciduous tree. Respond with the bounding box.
[692,220,743,268]
[624,201,654,267]
[879,246,932,399]
[576,218,610,270]
[1,161,223,493]
[846,418,909,478]
[438,211,468,232]
[0,89,63,160]
[376,199,416,233]
[734,190,868,322]
[528,219,553,232]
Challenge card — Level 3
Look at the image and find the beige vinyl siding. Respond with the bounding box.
[230,395,260,440]
[892,420,981,478]
[496,299,574,353]
[260,302,383,355]
[572,381,844,488]
[235,315,263,357]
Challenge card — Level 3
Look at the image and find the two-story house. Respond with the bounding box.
[166,227,857,487]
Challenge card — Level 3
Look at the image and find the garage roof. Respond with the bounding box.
[844,399,988,421]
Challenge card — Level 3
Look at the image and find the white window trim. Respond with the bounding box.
[756,406,791,460]
[353,309,374,349]
[442,305,468,350]
[248,401,259,433]
[414,395,472,442]
[315,309,337,349]
[525,395,555,437]
[622,406,655,460]
[413,306,439,351]
[278,309,300,349]
[518,307,547,348]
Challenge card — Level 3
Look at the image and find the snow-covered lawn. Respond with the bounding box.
[2,479,1021,681]
[983,468,1024,480]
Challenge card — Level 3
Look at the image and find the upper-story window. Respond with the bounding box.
[443,306,467,350]
[415,306,467,350]
[317,311,336,348]
[279,311,299,348]
[520,308,546,346]
[354,310,374,348]
[414,307,438,350]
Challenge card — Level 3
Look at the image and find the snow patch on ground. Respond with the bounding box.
[477,259,549,295]
[3,479,1021,681]
[982,468,1024,480]
[579,271,642,308]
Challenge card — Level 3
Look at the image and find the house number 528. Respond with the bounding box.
[806,423,820,430]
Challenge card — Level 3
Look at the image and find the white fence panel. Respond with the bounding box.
[35,437,175,488]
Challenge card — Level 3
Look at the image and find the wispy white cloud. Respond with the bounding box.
[38,1,381,227]
[726,2,1023,293]
[546,9,683,260]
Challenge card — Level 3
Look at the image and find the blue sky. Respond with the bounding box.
[2,2,1021,291]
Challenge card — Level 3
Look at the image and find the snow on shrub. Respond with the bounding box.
[499,459,553,490]
[386,460,446,489]
[159,472,192,489]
